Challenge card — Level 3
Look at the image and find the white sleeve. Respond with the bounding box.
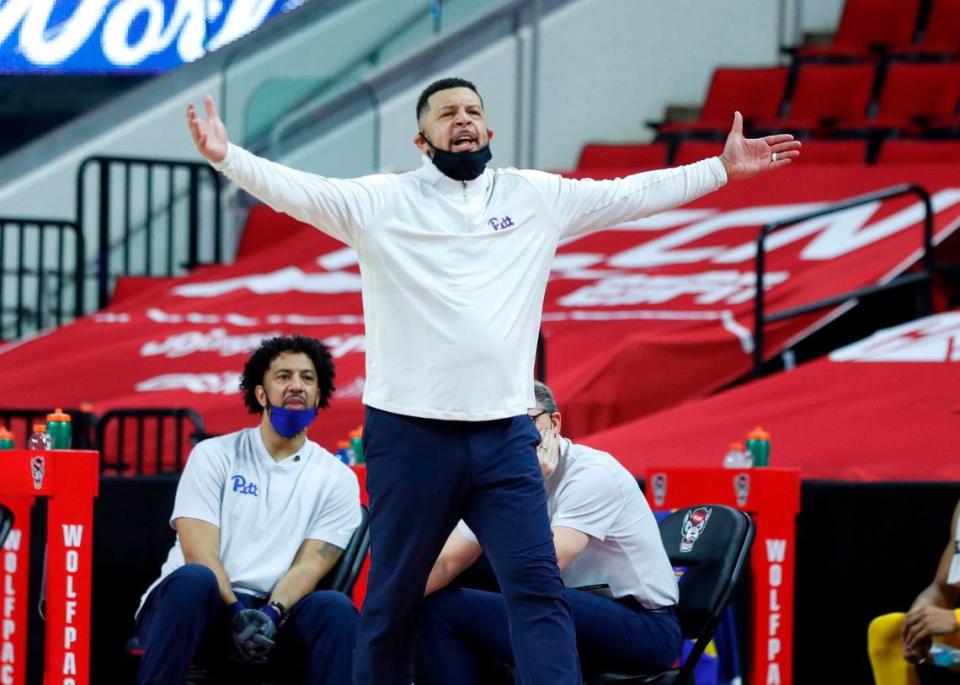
[456,519,478,544]
[170,441,227,530]
[524,158,727,240]
[306,468,363,549]
[551,466,626,541]
[214,143,383,248]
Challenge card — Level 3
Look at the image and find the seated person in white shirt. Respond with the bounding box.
[134,335,363,685]
[416,381,680,683]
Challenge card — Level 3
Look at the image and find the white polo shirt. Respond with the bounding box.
[459,438,678,609]
[215,146,726,421]
[138,427,362,614]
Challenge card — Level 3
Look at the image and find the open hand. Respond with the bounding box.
[719,112,801,180]
[187,94,229,164]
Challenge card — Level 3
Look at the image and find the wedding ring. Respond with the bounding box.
[771,151,778,163]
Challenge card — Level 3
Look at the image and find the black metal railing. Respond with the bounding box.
[76,156,223,309]
[97,408,208,476]
[753,183,935,376]
[0,219,84,340]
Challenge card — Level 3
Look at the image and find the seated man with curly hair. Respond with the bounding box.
[134,335,362,685]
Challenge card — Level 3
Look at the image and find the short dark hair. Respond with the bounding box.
[416,77,483,123]
[240,335,336,414]
[533,381,559,413]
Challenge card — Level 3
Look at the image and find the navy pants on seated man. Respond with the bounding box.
[419,586,679,681]
[136,564,356,683]
[416,382,682,683]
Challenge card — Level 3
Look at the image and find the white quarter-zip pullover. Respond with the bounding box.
[215,147,726,420]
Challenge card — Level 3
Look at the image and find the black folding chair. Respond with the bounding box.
[318,505,370,595]
[589,504,754,685]
[0,503,13,548]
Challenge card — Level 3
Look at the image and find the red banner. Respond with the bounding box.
[0,165,958,463]
[584,311,960,481]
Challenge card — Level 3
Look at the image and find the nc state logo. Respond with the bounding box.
[679,506,712,553]
[30,456,45,490]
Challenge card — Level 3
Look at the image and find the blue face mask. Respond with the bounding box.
[268,405,318,439]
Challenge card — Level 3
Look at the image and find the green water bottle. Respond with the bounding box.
[349,427,364,465]
[46,408,72,450]
[0,426,13,450]
[745,426,770,467]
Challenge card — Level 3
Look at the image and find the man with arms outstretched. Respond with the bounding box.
[188,77,799,685]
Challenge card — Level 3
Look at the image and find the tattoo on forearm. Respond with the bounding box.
[317,542,343,560]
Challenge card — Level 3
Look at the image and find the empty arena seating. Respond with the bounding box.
[654,67,788,139]
[753,63,876,137]
[792,0,921,61]
[875,139,960,164]
[573,143,668,175]
[836,62,960,135]
[889,0,960,59]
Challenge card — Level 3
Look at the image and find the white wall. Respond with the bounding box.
[798,0,844,35]
[293,0,785,176]
[0,0,792,222]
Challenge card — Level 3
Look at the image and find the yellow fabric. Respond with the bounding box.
[868,612,960,685]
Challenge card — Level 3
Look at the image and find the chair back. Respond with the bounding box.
[0,504,13,548]
[318,505,370,595]
[659,504,754,682]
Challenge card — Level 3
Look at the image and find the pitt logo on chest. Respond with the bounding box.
[231,474,259,496]
[487,215,515,231]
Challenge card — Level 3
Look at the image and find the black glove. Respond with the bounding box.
[230,608,277,663]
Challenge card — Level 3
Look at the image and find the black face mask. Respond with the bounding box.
[421,133,492,181]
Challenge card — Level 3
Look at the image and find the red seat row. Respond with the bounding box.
[792,0,960,61]
[570,140,960,177]
[654,62,960,140]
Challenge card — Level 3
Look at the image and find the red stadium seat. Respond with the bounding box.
[794,0,921,61]
[673,141,725,167]
[793,140,867,164]
[837,62,960,135]
[656,67,788,138]
[753,64,876,136]
[890,0,960,58]
[575,143,668,173]
[876,139,960,164]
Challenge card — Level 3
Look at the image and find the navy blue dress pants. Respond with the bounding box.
[416,586,682,684]
[353,407,580,685]
[136,564,357,684]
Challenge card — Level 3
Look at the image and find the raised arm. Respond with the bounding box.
[186,94,379,246]
[176,517,237,605]
[535,111,801,240]
[425,527,483,596]
[901,500,960,660]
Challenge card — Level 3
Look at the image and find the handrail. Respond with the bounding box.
[752,183,935,376]
[76,155,223,308]
[0,218,84,339]
[269,0,552,166]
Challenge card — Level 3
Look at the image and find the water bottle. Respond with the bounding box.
[745,426,771,467]
[0,426,14,450]
[722,442,751,469]
[45,408,72,449]
[27,423,52,451]
[349,427,365,465]
[335,440,353,465]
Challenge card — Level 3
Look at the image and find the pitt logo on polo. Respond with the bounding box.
[231,475,259,496]
[487,216,515,231]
